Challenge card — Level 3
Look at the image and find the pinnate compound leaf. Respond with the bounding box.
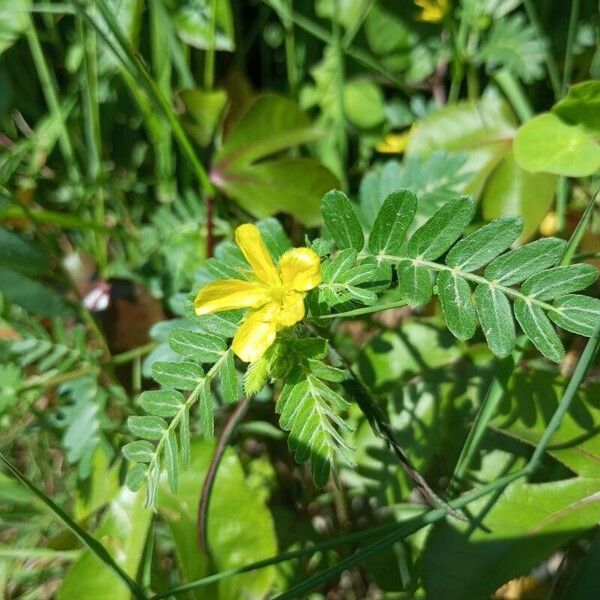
[475,284,516,358]
[550,295,600,336]
[219,349,239,404]
[437,271,477,340]
[151,361,203,390]
[514,299,565,362]
[164,430,179,493]
[198,380,215,438]
[128,416,167,441]
[321,190,364,251]
[407,196,475,260]
[484,237,567,285]
[446,216,523,272]
[180,408,191,470]
[368,189,417,256]
[522,264,598,300]
[398,262,433,307]
[125,464,147,492]
[140,390,184,418]
[122,441,154,464]
[169,329,226,362]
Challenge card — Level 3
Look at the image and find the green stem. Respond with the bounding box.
[0,546,80,560]
[560,188,599,266]
[562,0,580,96]
[25,18,81,184]
[555,177,570,234]
[22,366,99,391]
[332,0,348,189]
[204,0,218,90]
[110,342,159,366]
[493,69,534,122]
[283,0,297,97]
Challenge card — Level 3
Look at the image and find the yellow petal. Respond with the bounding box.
[235,224,280,286]
[232,304,278,363]
[194,279,271,315]
[278,248,322,291]
[276,291,306,328]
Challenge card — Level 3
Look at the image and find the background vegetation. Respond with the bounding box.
[1,0,600,598]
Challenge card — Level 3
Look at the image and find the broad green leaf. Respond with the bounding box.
[368,189,417,256]
[407,196,475,260]
[158,440,276,599]
[0,228,50,275]
[219,349,239,404]
[139,390,184,418]
[406,97,517,199]
[164,429,179,492]
[122,441,154,464]
[423,477,600,600]
[151,361,204,390]
[0,0,31,56]
[446,216,523,272]
[522,264,598,300]
[398,262,433,307]
[343,79,386,129]
[475,284,516,358]
[58,488,152,600]
[550,295,600,336]
[180,88,228,146]
[127,415,167,441]
[564,531,600,598]
[481,151,557,241]
[514,113,600,177]
[198,380,214,438]
[437,271,477,340]
[169,329,225,363]
[321,190,364,251]
[484,237,567,285]
[553,80,600,133]
[514,299,564,362]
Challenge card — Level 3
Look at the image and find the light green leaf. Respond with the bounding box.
[343,79,386,129]
[522,264,598,300]
[169,329,226,363]
[368,189,417,256]
[124,464,146,492]
[172,0,234,51]
[553,80,600,133]
[514,299,564,362]
[423,478,600,600]
[180,88,228,146]
[158,439,277,600]
[481,151,557,241]
[58,488,152,600]
[151,361,204,390]
[219,349,239,404]
[446,216,523,271]
[475,284,516,358]
[164,430,179,493]
[550,295,600,336]
[437,271,477,340]
[180,407,191,470]
[407,196,475,260]
[122,441,154,464]
[0,0,31,56]
[484,237,567,285]
[127,415,167,441]
[514,113,600,177]
[139,390,184,418]
[321,190,364,251]
[198,380,214,438]
[398,262,433,307]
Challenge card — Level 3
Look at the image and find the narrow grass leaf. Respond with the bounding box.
[514,299,565,362]
[407,196,475,260]
[550,295,600,336]
[484,238,567,285]
[368,189,417,256]
[475,284,516,358]
[522,264,598,300]
[437,271,477,340]
[446,216,523,272]
[321,190,364,251]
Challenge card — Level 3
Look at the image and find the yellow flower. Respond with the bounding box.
[375,129,414,154]
[194,224,321,363]
[413,0,450,23]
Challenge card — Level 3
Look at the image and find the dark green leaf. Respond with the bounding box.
[368,189,417,256]
[407,196,475,260]
[322,248,358,282]
[475,284,516,358]
[553,80,600,133]
[446,216,523,272]
[514,299,564,362]
[437,271,477,340]
[484,238,567,285]
[398,262,433,307]
[139,390,184,418]
[522,264,598,300]
[169,329,226,363]
[321,190,364,251]
[550,295,600,336]
[127,416,167,441]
